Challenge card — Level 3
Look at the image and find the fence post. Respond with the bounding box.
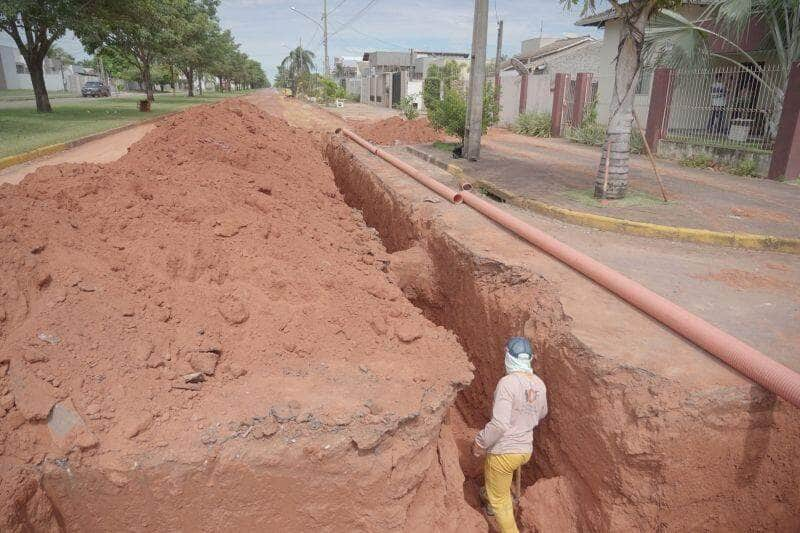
[768,61,800,181]
[551,73,569,137]
[519,72,529,115]
[571,73,593,128]
[645,68,674,153]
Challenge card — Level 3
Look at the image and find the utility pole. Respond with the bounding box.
[494,20,503,107]
[323,0,329,76]
[463,0,489,161]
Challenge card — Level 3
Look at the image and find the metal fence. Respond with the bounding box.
[560,76,599,134]
[664,64,786,152]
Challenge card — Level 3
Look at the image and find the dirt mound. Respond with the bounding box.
[352,116,446,145]
[0,99,479,530]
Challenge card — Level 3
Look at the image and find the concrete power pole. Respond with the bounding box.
[494,20,503,107]
[323,0,329,77]
[463,0,489,161]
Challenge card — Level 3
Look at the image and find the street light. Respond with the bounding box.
[289,5,329,77]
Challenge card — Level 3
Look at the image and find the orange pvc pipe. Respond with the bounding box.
[337,126,800,408]
[459,190,800,409]
[337,128,463,204]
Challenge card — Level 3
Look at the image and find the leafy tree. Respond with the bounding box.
[0,0,78,111]
[75,0,184,101]
[47,44,75,91]
[279,46,315,96]
[563,0,681,198]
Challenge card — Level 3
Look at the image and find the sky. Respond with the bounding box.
[1,0,603,80]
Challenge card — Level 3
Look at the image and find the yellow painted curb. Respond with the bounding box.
[0,143,67,171]
[406,148,800,255]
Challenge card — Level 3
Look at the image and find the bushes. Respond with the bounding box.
[513,112,551,137]
[427,85,497,141]
[397,95,419,120]
[428,89,467,138]
[567,121,645,155]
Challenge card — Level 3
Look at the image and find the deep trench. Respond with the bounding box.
[326,142,567,513]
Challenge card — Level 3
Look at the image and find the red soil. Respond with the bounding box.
[352,116,446,145]
[0,100,479,530]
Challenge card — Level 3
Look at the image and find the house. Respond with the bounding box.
[497,35,602,126]
[0,44,68,91]
[333,56,367,97]
[576,1,788,175]
[360,50,469,110]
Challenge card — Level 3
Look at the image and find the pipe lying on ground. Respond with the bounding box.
[337,128,462,204]
[337,128,800,409]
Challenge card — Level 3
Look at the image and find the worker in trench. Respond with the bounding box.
[472,337,548,533]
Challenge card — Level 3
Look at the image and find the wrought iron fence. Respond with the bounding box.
[560,76,600,134]
[664,64,786,152]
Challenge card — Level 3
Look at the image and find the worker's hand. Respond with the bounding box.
[471,441,485,458]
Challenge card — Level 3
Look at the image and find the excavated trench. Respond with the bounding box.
[325,136,800,532]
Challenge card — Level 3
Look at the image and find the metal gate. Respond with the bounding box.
[391,72,401,107]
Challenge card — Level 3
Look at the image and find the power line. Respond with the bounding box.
[329,0,348,16]
[329,0,380,37]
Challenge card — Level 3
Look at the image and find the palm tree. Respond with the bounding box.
[645,0,799,135]
[564,0,678,199]
[280,46,315,97]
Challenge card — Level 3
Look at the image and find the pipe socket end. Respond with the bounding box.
[453,193,463,204]
[461,183,473,191]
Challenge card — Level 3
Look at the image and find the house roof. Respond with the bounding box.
[575,1,712,27]
[500,36,596,72]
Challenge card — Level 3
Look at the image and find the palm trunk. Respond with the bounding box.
[594,12,648,199]
[27,56,52,113]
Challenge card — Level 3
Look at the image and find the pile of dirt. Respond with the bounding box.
[0,100,481,530]
[352,116,446,145]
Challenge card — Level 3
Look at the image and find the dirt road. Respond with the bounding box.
[0,123,154,185]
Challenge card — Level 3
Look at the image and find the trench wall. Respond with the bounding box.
[325,138,800,532]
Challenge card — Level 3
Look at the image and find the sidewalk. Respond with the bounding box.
[412,129,800,240]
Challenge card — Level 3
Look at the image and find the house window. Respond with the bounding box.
[636,70,652,95]
[16,63,27,74]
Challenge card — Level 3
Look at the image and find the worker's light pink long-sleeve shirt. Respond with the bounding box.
[475,372,548,455]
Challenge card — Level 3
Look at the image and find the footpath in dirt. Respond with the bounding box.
[0,98,483,531]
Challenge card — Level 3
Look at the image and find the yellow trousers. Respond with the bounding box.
[484,453,531,533]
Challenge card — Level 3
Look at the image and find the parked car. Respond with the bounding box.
[81,81,111,97]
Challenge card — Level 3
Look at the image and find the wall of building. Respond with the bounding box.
[0,45,70,91]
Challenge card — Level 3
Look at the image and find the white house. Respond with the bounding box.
[0,44,69,91]
[497,35,602,125]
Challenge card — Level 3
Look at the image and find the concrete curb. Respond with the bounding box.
[405,146,800,255]
[0,110,183,172]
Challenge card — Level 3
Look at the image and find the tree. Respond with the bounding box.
[279,46,315,96]
[0,1,77,112]
[563,0,680,198]
[428,83,496,142]
[75,0,183,101]
[645,0,799,135]
[47,44,75,91]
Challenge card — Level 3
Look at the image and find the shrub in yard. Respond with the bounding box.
[514,112,551,137]
[680,154,715,168]
[567,120,605,146]
[427,86,495,141]
[568,120,645,155]
[729,158,759,177]
[397,95,419,120]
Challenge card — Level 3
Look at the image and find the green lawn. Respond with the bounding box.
[0,88,73,101]
[1,91,250,159]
